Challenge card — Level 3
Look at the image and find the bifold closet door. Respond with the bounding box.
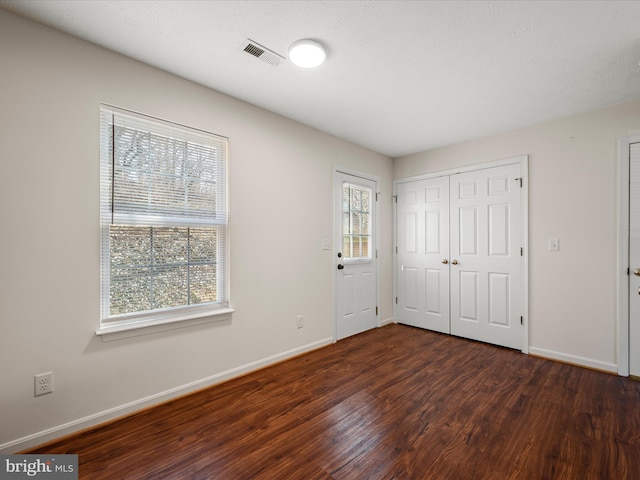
[396,163,523,350]
[396,176,450,334]
[449,164,523,349]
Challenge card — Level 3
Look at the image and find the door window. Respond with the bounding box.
[342,183,372,261]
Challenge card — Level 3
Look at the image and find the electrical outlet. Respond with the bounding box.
[35,372,53,396]
[297,315,304,329]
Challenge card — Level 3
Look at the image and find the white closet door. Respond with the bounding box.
[628,142,640,376]
[449,164,523,349]
[396,176,450,334]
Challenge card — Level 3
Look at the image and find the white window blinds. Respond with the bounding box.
[100,105,229,327]
[104,108,228,227]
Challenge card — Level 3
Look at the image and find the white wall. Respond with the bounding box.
[0,9,393,452]
[395,98,640,373]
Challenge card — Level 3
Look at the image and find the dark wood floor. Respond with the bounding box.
[29,324,640,479]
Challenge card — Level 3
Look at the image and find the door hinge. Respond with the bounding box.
[395,297,398,304]
[520,247,523,256]
[515,177,523,188]
[520,315,524,325]
[395,246,398,254]
[376,306,379,316]
[393,195,397,203]
[376,192,380,201]
[628,267,630,276]
[376,249,378,259]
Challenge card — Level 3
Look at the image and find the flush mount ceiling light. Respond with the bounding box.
[289,39,326,68]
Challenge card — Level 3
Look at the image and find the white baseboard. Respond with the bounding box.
[1,337,334,454]
[528,346,618,374]
[380,317,395,327]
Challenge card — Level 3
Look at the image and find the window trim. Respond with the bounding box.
[96,305,235,340]
[98,104,231,339]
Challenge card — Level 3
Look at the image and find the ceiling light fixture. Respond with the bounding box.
[289,39,326,68]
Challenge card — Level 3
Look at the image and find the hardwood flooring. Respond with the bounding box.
[29,324,640,479]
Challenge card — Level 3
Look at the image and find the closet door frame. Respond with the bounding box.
[393,155,529,353]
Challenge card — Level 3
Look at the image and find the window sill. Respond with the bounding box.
[96,306,235,342]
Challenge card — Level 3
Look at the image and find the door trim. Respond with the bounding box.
[393,155,529,353]
[616,136,640,377]
[334,166,381,341]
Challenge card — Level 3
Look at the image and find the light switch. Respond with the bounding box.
[548,238,560,251]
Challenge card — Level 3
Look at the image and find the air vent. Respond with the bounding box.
[241,38,285,67]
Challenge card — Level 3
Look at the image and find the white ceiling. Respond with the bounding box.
[2,0,640,158]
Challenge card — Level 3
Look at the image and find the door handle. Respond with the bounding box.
[634,268,640,277]
[451,259,459,265]
[442,259,449,264]
[337,264,344,270]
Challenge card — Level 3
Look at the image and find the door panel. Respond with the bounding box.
[343,273,354,316]
[404,211,419,253]
[459,207,478,255]
[360,271,374,314]
[425,269,442,314]
[450,164,523,349]
[459,270,479,321]
[403,267,419,310]
[396,176,450,333]
[425,211,441,253]
[336,172,378,340]
[489,204,509,255]
[629,143,640,375]
[488,273,510,326]
[459,179,479,199]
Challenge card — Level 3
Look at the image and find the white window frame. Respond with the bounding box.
[341,181,374,265]
[97,105,233,339]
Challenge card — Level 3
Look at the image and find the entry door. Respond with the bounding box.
[335,172,378,340]
[396,176,450,333]
[449,164,523,349]
[629,143,640,376]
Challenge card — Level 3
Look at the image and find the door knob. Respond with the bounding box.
[634,268,640,277]
[451,259,459,265]
[442,259,449,264]
[337,264,344,270]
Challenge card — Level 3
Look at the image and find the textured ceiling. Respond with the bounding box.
[2,0,640,157]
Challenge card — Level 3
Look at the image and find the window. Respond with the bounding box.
[342,183,372,260]
[99,105,230,334]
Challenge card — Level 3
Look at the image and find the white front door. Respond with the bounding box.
[449,164,523,349]
[335,172,378,340]
[629,142,640,376]
[396,176,450,333]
